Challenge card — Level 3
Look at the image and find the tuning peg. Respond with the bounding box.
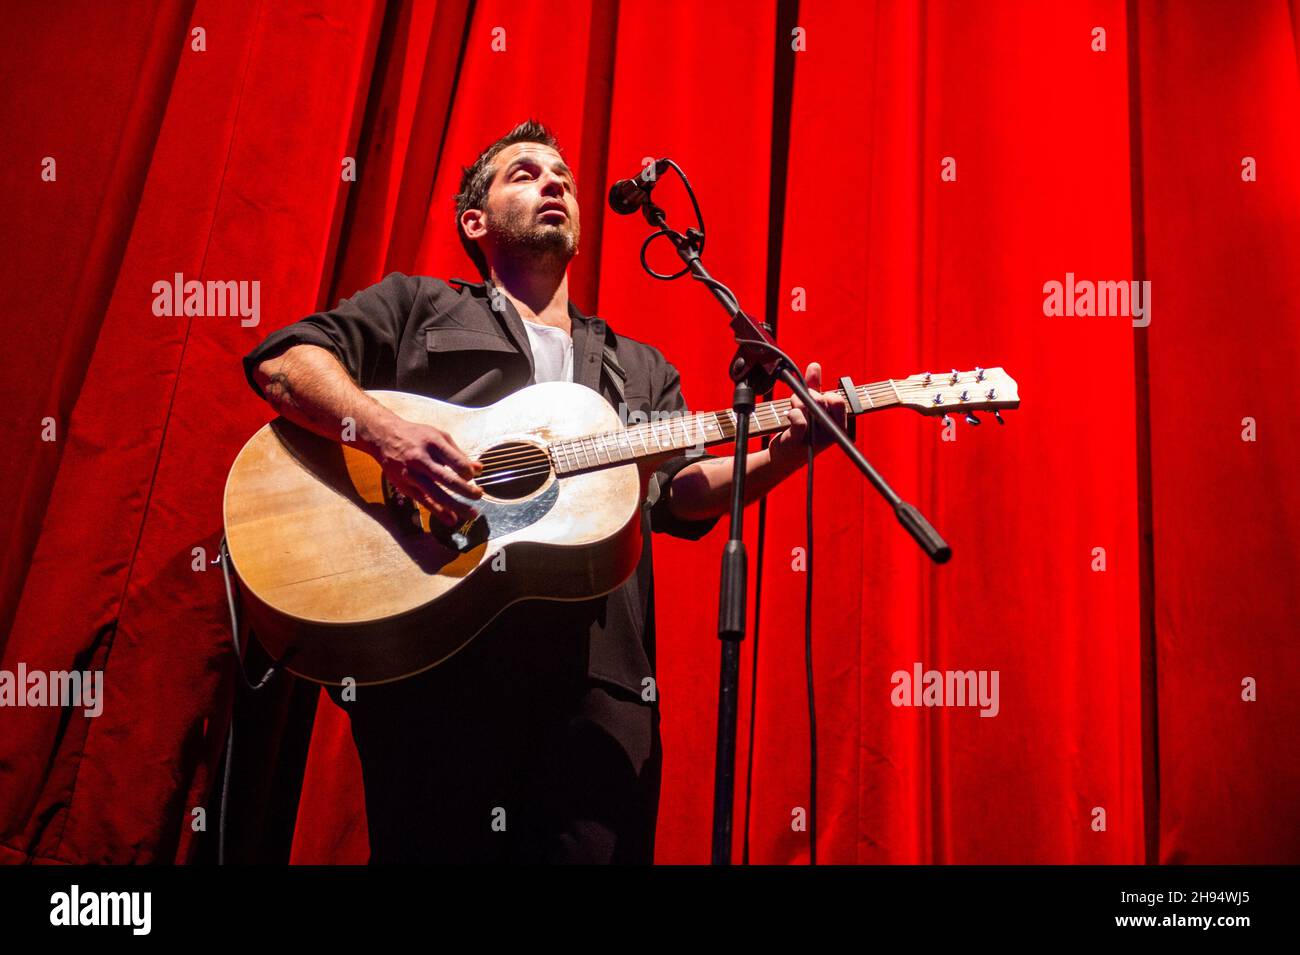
[941,414,954,429]
[993,409,1005,425]
[975,366,985,382]
[949,369,960,384]
[964,413,980,426]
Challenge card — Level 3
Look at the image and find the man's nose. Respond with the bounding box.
[539,172,566,197]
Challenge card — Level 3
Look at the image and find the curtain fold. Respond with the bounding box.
[1135,0,1300,864]
[0,0,195,654]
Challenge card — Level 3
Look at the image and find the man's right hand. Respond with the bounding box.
[252,344,484,528]
[372,418,484,528]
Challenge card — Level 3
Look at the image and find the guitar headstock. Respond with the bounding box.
[893,366,1020,418]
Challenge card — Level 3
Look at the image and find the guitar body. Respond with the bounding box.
[223,363,1019,687]
[222,382,644,686]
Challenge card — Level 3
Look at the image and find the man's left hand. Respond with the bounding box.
[767,361,850,470]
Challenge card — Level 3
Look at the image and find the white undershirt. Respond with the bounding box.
[523,319,574,384]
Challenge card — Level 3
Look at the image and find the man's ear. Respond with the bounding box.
[460,207,487,241]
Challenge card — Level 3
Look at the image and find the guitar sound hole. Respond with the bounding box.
[475,440,552,501]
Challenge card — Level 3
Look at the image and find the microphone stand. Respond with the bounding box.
[633,192,951,866]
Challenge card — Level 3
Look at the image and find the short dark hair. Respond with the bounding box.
[454,119,564,278]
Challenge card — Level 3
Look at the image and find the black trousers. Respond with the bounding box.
[329,599,661,864]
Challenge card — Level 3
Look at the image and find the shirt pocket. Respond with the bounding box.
[424,326,518,354]
[423,327,527,404]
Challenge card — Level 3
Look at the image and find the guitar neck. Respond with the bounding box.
[550,379,901,474]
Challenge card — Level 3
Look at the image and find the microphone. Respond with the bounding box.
[608,159,669,215]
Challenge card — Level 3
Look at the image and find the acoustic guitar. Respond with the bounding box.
[222,367,1019,685]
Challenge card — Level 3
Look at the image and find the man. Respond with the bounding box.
[242,120,846,863]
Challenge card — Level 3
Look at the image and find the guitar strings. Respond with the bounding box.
[470,388,853,471]
[472,466,555,488]
[464,379,1008,478]
[475,391,996,473]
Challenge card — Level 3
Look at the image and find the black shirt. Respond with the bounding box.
[241,271,720,699]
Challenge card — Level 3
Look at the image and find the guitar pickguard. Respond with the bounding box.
[382,468,561,556]
[432,481,561,553]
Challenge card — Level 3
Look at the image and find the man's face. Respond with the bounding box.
[473,142,580,268]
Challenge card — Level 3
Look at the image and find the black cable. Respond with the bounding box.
[218,718,233,866]
[219,537,281,693]
[726,337,821,864]
[633,176,823,865]
[639,228,690,281]
[805,439,817,865]
[636,160,745,306]
[743,486,767,867]
[663,159,706,241]
[742,316,779,866]
[690,272,740,311]
[635,157,758,865]
[217,536,281,866]
[731,338,806,392]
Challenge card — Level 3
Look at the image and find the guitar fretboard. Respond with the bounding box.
[549,380,901,474]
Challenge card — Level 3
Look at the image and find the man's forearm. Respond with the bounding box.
[665,360,850,522]
[252,344,399,457]
[664,447,802,523]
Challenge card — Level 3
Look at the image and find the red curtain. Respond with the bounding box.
[1,0,1296,865]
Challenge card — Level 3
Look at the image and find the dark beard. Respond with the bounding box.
[490,206,579,267]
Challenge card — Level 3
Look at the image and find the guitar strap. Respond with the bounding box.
[600,339,627,407]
